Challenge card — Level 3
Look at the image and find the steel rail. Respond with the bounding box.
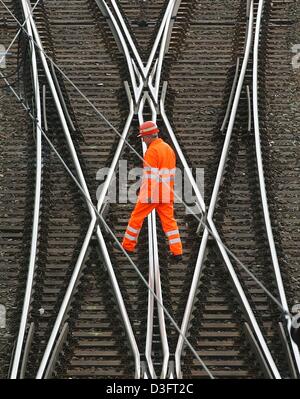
[198,0,280,378]
[160,82,206,213]
[110,0,146,78]
[146,79,169,381]
[34,83,140,379]
[137,95,170,379]
[20,322,35,379]
[0,0,42,68]
[42,84,48,132]
[252,0,300,374]
[278,322,297,378]
[172,0,281,379]
[246,85,251,132]
[109,0,177,80]
[161,85,279,378]
[96,0,143,103]
[37,99,141,378]
[98,0,182,378]
[137,94,157,379]
[149,3,174,103]
[44,323,69,379]
[153,211,170,379]
[135,1,180,377]
[243,322,273,378]
[24,1,97,378]
[221,57,240,132]
[101,4,163,374]
[95,82,142,378]
[145,211,156,379]
[163,90,260,380]
[10,0,42,379]
[143,0,177,78]
[50,62,76,132]
[17,4,141,379]
[98,0,180,106]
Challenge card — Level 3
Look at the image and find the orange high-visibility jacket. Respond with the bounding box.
[138,138,176,204]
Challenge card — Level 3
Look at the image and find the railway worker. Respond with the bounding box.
[121,120,183,262]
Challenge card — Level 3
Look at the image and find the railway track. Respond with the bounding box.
[175,0,296,378]
[0,0,38,376]
[0,0,299,379]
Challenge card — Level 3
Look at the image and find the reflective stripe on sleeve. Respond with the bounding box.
[169,237,181,245]
[166,229,179,237]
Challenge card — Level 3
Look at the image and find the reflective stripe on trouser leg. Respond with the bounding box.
[122,201,156,252]
[156,202,183,255]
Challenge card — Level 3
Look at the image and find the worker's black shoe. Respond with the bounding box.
[171,254,183,263]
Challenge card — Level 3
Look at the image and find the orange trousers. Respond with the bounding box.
[122,201,182,256]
